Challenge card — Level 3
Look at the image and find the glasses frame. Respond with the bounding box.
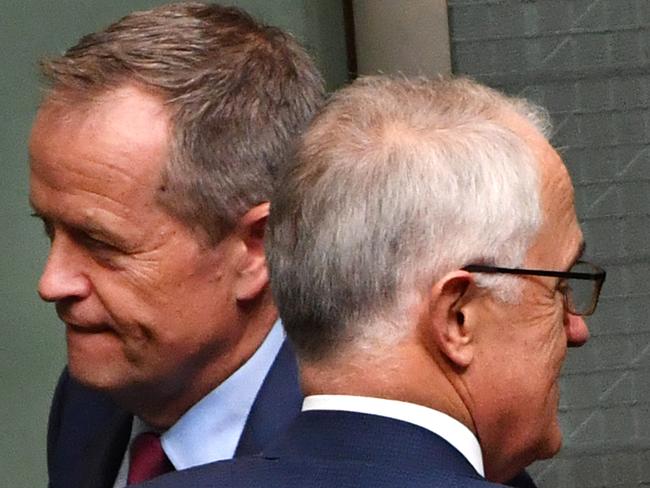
[462,260,606,316]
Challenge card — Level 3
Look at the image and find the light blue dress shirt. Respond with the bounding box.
[113,320,285,487]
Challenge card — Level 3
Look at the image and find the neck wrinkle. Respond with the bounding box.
[299,341,476,437]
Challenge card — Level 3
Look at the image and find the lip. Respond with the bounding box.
[65,321,114,334]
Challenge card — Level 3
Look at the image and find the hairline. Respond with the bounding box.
[37,82,223,246]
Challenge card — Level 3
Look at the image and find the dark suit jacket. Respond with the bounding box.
[47,340,537,488]
[47,341,301,488]
[137,410,511,488]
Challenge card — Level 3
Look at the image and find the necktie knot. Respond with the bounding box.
[127,432,174,484]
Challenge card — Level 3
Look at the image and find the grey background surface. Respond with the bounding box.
[352,0,452,76]
[0,1,346,485]
[448,0,650,486]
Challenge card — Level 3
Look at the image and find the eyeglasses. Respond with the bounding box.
[462,260,606,316]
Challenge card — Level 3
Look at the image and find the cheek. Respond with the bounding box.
[91,266,165,339]
[123,260,231,345]
[477,306,566,404]
[541,303,569,363]
[521,292,567,349]
[524,289,562,324]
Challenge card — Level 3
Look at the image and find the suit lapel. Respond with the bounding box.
[79,409,132,488]
[235,340,302,456]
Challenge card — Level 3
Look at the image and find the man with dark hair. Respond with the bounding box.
[139,76,603,487]
[29,3,323,487]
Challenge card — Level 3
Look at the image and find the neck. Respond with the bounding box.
[300,342,475,435]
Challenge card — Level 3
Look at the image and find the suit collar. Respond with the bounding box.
[263,409,484,479]
[302,395,484,475]
[235,339,302,455]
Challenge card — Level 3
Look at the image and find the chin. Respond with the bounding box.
[529,418,563,462]
[489,420,563,482]
[540,430,563,459]
[66,329,132,389]
[67,351,134,396]
[67,359,123,392]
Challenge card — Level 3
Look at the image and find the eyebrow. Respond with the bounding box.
[570,241,586,268]
[28,204,130,249]
[29,203,49,223]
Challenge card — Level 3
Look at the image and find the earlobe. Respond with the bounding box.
[234,202,270,302]
[427,271,475,369]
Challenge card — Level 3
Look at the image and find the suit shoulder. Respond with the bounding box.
[136,455,510,488]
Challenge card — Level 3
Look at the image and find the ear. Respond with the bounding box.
[426,270,476,369]
[233,202,270,302]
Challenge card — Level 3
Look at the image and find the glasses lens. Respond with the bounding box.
[565,261,599,315]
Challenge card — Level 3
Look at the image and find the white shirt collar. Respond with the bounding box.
[113,320,285,487]
[302,394,484,477]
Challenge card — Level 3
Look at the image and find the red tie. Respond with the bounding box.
[127,432,174,484]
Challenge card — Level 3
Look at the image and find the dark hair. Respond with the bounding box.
[41,2,324,242]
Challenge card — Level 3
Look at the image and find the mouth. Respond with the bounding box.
[65,322,114,334]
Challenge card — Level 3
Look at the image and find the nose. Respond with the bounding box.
[566,313,590,347]
[38,235,92,303]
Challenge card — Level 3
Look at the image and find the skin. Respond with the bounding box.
[29,85,275,429]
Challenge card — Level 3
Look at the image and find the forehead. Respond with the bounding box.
[28,86,174,237]
[31,84,169,162]
[510,116,583,268]
[29,86,171,203]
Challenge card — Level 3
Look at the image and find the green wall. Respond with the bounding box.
[0,1,346,485]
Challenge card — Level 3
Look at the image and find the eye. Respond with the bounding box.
[31,213,54,242]
[79,232,118,253]
[557,278,570,294]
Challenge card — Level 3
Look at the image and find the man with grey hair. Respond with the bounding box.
[29,3,323,487]
[139,76,605,487]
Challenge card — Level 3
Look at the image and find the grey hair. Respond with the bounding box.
[267,76,549,361]
[39,2,324,243]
